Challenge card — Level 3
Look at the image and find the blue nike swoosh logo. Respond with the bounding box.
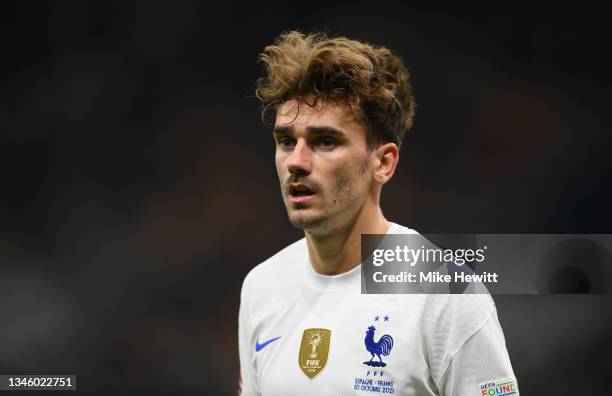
[255,336,281,352]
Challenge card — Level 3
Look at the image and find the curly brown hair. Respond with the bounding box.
[255,31,415,149]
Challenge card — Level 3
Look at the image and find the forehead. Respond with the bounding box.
[275,98,364,134]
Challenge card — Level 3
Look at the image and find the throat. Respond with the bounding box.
[305,229,362,276]
[304,213,391,275]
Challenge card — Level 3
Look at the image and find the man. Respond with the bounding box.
[238,31,518,395]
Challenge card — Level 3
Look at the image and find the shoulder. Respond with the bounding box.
[423,294,497,382]
[388,222,419,235]
[241,237,307,298]
[424,294,496,325]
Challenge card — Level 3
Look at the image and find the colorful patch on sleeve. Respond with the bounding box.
[479,378,519,395]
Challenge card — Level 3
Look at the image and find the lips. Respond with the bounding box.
[288,183,316,203]
[289,183,314,196]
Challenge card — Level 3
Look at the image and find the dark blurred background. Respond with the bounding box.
[1,1,611,394]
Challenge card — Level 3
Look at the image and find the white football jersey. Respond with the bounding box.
[238,222,518,396]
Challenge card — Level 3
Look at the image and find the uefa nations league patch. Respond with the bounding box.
[479,378,518,395]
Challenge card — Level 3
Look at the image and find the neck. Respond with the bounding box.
[305,200,390,275]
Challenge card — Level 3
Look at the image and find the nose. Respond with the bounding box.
[287,138,312,176]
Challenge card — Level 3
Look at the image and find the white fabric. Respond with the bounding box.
[238,222,517,395]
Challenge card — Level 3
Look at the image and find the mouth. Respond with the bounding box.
[288,183,317,203]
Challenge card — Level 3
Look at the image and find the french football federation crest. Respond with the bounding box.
[363,325,394,367]
[298,328,331,378]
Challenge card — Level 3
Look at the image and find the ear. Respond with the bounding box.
[372,143,400,184]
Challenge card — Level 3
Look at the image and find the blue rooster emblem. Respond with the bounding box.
[363,325,394,367]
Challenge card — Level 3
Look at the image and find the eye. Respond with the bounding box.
[319,137,336,149]
[278,137,295,149]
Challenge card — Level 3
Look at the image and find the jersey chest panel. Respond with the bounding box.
[253,290,437,395]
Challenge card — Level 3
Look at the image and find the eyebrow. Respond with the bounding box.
[272,125,347,137]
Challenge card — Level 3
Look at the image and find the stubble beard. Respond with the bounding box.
[284,159,369,234]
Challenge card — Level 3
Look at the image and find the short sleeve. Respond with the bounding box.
[238,274,260,396]
[438,309,519,396]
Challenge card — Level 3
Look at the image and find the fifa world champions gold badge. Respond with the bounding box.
[298,328,331,378]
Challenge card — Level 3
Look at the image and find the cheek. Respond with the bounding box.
[332,171,353,195]
[329,163,357,191]
[275,152,285,177]
[336,158,370,191]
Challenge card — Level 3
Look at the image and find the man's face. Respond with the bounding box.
[273,98,374,233]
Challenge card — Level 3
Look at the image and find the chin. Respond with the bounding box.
[287,211,330,232]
